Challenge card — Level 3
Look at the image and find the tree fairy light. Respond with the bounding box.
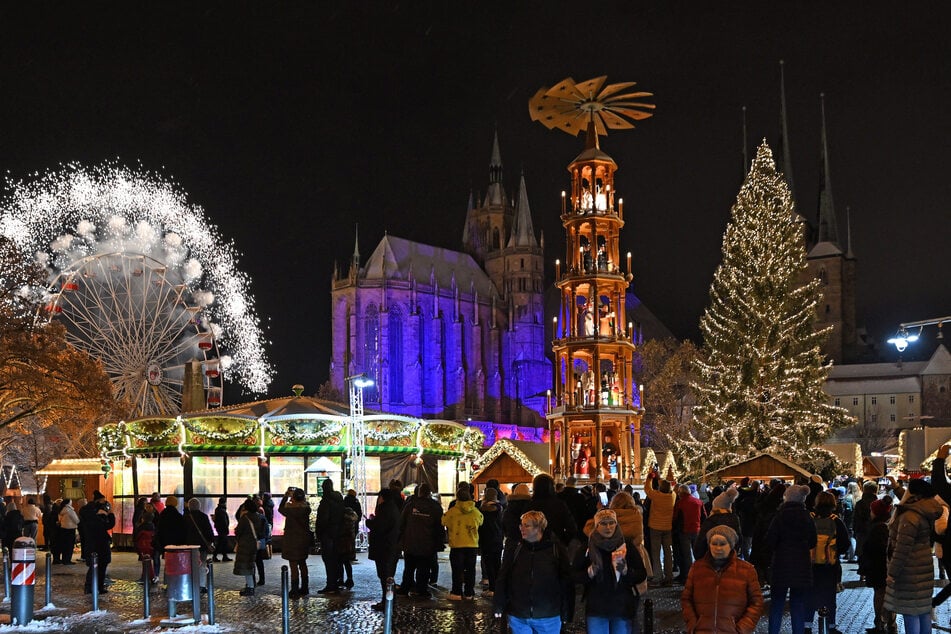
[0,162,273,396]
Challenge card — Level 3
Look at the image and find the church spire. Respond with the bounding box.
[816,93,839,246]
[485,129,506,206]
[507,169,538,248]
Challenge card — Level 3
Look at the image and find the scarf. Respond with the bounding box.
[588,524,626,582]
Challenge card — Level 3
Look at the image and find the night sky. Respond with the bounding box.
[2,3,949,399]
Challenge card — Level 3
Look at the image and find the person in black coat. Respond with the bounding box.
[493,510,572,632]
[527,473,577,547]
[212,497,232,562]
[766,484,817,634]
[501,484,532,557]
[858,497,895,634]
[396,482,443,599]
[803,491,852,634]
[477,487,504,594]
[155,496,187,554]
[558,476,593,541]
[315,478,346,594]
[82,497,116,593]
[367,487,402,611]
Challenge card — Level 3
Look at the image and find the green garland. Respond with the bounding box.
[183,417,258,442]
[127,418,178,442]
[97,424,127,456]
[271,421,344,445]
[365,420,419,443]
[421,424,465,450]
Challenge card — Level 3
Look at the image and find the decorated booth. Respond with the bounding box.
[96,394,484,546]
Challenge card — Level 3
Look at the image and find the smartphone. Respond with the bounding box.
[599,492,609,506]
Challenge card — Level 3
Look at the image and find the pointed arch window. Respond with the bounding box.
[388,307,404,403]
[492,228,501,250]
[363,304,380,402]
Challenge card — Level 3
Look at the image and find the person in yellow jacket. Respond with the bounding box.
[645,471,676,585]
[442,487,484,600]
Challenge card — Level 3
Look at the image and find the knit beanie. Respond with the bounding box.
[593,509,617,526]
[713,487,739,510]
[706,524,739,549]
[483,487,499,503]
[166,495,179,508]
[783,484,810,504]
[870,497,892,518]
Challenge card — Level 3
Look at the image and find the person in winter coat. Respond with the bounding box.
[2,499,23,552]
[803,491,851,634]
[695,487,742,560]
[574,509,648,634]
[57,498,80,565]
[528,473,577,547]
[442,487,484,599]
[184,498,215,591]
[852,480,879,562]
[212,497,232,562]
[134,502,157,582]
[645,471,676,585]
[558,476,593,542]
[43,498,62,556]
[155,495,186,557]
[338,503,359,588]
[749,482,785,587]
[858,497,895,634]
[682,525,764,634]
[279,487,312,598]
[765,484,817,634]
[315,478,346,594]
[674,483,707,583]
[734,478,761,561]
[501,483,532,557]
[397,482,443,599]
[233,498,268,596]
[493,510,572,634]
[82,497,116,594]
[477,487,504,595]
[367,487,402,611]
[884,478,943,634]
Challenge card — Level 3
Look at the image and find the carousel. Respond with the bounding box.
[96,391,484,545]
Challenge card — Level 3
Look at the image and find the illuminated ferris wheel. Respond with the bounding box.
[42,252,223,417]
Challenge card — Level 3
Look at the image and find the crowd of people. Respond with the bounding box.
[9,450,951,634]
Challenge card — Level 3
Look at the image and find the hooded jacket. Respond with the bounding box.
[884,495,943,614]
[442,500,483,548]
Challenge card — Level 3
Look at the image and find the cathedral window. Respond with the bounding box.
[388,308,403,403]
[492,228,500,249]
[363,305,380,402]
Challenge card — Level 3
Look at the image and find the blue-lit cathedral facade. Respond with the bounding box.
[329,134,552,436]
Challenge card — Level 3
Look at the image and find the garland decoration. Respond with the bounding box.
[182,417,258,442]
[365,420,420,445]
[421,423,466,450]
[270,420,345,445]
[126,418,178,443]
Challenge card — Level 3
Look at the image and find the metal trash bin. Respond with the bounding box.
[163,545,201,621]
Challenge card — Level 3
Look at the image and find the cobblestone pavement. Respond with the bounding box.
[2,550,951,632]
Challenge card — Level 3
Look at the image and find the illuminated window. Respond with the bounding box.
[227,456,259,497]
[192,456,224,497]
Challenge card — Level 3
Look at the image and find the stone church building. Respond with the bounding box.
[329,134,551,426]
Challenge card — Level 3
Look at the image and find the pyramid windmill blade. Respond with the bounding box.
[574,76,609,99]
[600,110,636,130]
[597,81,638,100]
[546,77,581,100]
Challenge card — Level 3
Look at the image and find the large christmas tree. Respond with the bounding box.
[678,142,853,474]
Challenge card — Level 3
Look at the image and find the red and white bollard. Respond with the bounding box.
[11,536,36,625]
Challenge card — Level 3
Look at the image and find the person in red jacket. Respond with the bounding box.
[683,525,764,634]
[674,484,707,584]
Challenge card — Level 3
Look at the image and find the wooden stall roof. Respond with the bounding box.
[471,439,548,487]
[704,452,812,482]
[37,458,104,476]
[863,456,885,479]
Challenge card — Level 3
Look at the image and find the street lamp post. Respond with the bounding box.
[346,374,374,551]
[887,315,950,352]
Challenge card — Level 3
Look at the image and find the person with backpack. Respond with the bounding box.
[804,491,850,634]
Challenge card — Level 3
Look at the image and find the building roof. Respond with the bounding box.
[824,376,922,396]
[362,235,497,298]
[827,361,928,380]
[704,452,813,482]
[922,344,951,375]
[37,458,104,476]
